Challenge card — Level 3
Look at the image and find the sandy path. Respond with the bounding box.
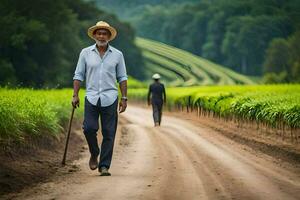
[3,105,300,200]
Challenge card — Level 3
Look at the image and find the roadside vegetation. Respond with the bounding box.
[129,84,300,141]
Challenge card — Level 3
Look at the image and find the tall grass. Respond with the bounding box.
[0,76,143,144]
[0,88,84,143]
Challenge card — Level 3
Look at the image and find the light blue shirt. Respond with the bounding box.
[73,44,128,107]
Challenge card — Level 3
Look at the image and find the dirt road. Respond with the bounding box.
[3,105,300,200]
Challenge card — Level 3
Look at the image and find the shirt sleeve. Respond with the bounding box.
[116,52,128,83]
[73,50,86,81]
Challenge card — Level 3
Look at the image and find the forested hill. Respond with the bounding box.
[92,0,198,19]
[0,0,145,88]
[136,37,254,86]
[1,0,299,87]
[94,0,300,83]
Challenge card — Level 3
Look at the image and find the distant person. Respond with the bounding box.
[147,73,166,126]
[72,21,128,176]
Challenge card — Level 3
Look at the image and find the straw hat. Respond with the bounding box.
[152,73,161,79]
[87,21,117,41]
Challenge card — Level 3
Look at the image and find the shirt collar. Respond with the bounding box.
[91,43,112,52]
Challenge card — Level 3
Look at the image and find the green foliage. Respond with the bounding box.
[264,31,300,82]
[222,15,291,75]
[262,72,289,84]
[136,37,255,86]
[0,77,143,143]
[263,39,290,73]
[0,88,84,143]
[0,60,16,85]
[95,0,300,78]
[127,76,147,88]
[128,84,300,129]
[0,0,145,88]
[93,0,198,19]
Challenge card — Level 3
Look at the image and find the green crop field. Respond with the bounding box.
[0,88,84,144]
[129,84,300,140]
[1,80,299,145]
[136,37,255,86]
[0,77,143,144]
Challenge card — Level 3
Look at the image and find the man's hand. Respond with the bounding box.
[72,96,80,108]
[119,99,127,113]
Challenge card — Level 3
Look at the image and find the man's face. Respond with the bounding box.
[93,28,111,46]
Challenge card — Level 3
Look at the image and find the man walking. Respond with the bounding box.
[72,21,128,176]
[148,73,166,126]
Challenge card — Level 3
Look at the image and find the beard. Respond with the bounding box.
[95,39,108,47]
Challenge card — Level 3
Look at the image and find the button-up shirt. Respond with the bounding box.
[73,44,127,107]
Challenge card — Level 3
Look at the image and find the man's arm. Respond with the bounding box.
[72,80,81,108]
[163,84,166,104]
[147,85,151,106]
[72,50,85,108]
[119,80,127,113]
[116,52,128,113]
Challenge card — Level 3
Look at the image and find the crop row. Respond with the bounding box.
[129,84,300,141]
[136,37,255,86]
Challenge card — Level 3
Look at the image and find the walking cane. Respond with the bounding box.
[62,106,75,165]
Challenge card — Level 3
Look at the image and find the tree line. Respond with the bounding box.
[0,0,145,88]
[97,0,300,83]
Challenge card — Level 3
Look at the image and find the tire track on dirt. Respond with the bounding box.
[2,105,300,200]
[146,127,208,200]
[124,106,300,200]
[161,125,298,200]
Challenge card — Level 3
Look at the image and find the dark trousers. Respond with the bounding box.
[83,97,118,169]
[152,101,163,125]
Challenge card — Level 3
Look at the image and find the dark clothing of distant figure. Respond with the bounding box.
[148,82,166,126]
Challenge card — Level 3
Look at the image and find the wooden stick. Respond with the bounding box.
[62,107,75,165]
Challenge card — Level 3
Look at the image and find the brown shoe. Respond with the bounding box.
[89,156,98,170]
[99,166,111,176]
